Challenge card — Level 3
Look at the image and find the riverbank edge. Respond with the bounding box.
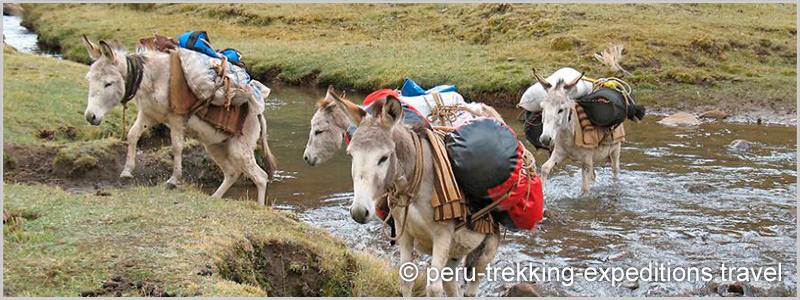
[17,5,797,126]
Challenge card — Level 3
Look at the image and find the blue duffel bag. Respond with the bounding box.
[178,31,219,59]
[178,31,245,66]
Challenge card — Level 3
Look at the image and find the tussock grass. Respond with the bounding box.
[20,3,797,114]
[2,184,399,296]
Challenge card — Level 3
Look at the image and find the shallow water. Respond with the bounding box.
[2,15,61,58]
[4,15,797,296]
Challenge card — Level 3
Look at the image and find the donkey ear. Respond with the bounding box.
[331,91,366,125]
[381,96,404,130]
[532,68,552,90]
[83,35,101,60]
[99,41,116,61]
[324,85,337,102]
[565,72,585,90]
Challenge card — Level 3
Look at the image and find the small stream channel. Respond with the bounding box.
[4,15,797,296]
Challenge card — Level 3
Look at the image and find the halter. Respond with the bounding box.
[379,131,424,241]
[122,55,144,105]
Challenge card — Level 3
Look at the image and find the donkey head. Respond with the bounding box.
[535,69,583,148]
[333,94,405,224]
[82,35,128,125]
[303,86,350,166]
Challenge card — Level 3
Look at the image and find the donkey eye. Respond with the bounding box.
[558,108,564,114]
[378,156,388,165]
[104,82,112,88]
[314,130,324,135]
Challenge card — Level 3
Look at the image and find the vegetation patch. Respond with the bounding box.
[2,184,398,296]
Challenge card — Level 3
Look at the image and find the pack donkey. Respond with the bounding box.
[535,71,621,196]
[304,86,503,167]
[331,93,499,297]
[81,36,276,205]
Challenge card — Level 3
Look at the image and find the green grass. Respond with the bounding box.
[19,3,797,114]
[3,46,132,145]
[3,184,399,296]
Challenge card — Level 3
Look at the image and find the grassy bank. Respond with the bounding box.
[21,3,797,114]
[3,45,129,145]
[3,184,398,296]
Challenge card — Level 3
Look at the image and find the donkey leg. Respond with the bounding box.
[242,152,269,206]
[398,234,415,297]
[165,116,186,190]
[427,232,452,297]
[120,113,154,178]
[206,144,241,198]
[610,143,621,179]
[541,149,566,185]
[464,234,499,297]
[443,258,462,297]
[581,159,594,196]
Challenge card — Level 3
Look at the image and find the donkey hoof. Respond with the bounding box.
[165,182,178,190]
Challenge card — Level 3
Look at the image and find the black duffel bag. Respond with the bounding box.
[520,110,550,152]
[576,88,645,128]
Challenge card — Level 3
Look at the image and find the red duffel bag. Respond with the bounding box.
[445,117,544,231]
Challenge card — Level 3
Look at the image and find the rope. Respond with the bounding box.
[381,132,425,241]
[121,102,128,141]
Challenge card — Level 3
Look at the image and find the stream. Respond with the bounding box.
[4,15,797,296]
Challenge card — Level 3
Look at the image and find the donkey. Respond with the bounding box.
[331,94,499,297]
[303,86,352,167]
[535,71,621,196]
[304,86,505,167]
[81,36,276,205]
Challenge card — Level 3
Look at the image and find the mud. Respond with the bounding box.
[216,237,355,296]
[2,142,227,194]
[80,276,175,297]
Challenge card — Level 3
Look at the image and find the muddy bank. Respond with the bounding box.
[2,140,229,194]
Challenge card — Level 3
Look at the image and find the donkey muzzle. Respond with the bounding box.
[84,111,102,126]
[539,135,552,147]
[350,205,370,224]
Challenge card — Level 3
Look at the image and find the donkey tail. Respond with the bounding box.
[258,113,277,181]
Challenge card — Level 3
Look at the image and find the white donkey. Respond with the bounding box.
[303,86,504,167]
[535,71,621,196]
[81,36,276,205]
[332,94,499,297]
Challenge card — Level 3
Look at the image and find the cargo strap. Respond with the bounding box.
[380,131,424,241]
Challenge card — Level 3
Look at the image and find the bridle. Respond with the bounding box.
[378,131,424,241]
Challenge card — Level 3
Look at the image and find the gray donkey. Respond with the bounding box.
[332,93,499,297]
[81,36,276,205]
[535,71,621,196]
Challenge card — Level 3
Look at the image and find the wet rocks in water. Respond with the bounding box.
[698,109,728,120]
[503,282,569,297]
[727,139,754,153]
[685,183,718,194]
[703,281,746,297]
[657,112,700,126]
[504,282,542,297]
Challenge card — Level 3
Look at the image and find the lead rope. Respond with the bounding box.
[381,132,424,241]
[121,103,128,141]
